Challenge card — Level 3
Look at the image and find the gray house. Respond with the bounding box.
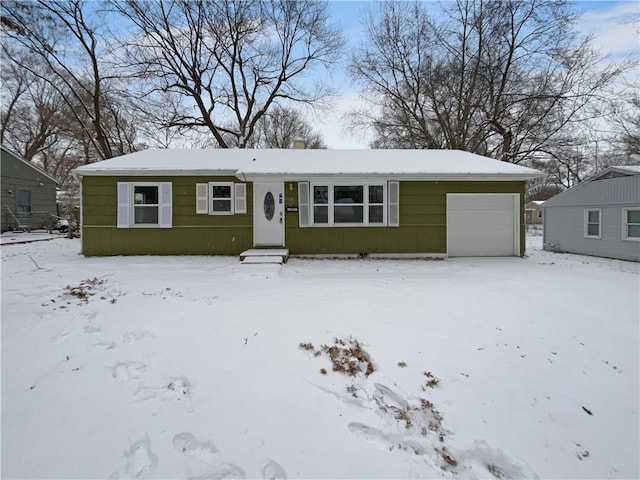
[543,166,640,261]
[1,146,59,232]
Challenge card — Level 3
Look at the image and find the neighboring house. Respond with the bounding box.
[73,149,543,257]
[1,146,59,232]
[525,200,544,225]
[543,166,640,262]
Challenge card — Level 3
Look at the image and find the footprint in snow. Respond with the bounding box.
[261,458,287,480]
[50,331,71,344]
[111,361,146,383]
[173,432,246,480]
[109,435,158,479]
[451,440,540,479]
[132,376,192,404]
[93,340,117,350]
[123,330,154,345]
[83,325,101,334]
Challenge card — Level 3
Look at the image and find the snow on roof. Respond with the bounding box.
[588,165,640,181]
[608,165,640,174]
[73,148,544,180]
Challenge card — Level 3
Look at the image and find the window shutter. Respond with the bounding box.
[234,183,247,214]
[298,182,310,227]
[195,183,208,214]
[159,182,172,228]
[388,181,399,227]
[117,182,130,228]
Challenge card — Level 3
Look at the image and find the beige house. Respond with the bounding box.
[525,200,544,225]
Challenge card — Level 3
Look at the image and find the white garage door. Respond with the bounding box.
[447,194,520,257]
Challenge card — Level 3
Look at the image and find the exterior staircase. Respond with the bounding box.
[239,248,289,265]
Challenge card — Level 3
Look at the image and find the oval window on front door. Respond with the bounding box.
[264,192,275,220]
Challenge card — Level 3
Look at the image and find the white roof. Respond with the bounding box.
[73,148,544,181]
[607,165,640,174]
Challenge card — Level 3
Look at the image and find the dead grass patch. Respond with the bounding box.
[299,337,375,377]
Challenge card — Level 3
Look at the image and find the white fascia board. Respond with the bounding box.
[239,173,544,182]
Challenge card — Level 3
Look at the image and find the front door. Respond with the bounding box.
[253,182,284,246]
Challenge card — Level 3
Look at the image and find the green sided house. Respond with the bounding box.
[73,149,543,258]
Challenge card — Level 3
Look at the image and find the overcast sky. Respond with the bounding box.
[318,0,640,149]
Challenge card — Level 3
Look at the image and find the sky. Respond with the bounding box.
[318,0,640,149]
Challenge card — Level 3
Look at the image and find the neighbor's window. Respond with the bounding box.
[623,208,640,241]
[584,209,601,238]
[209,182,234,214]
[310,183,386,226]
[133,185,159,225]
[16,190,30,216]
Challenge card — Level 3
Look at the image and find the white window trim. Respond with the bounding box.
[310,182,387,227]
[208,182,235,215]
[118,182,172,229]
[622,207,640,242]
[584,208,601,239]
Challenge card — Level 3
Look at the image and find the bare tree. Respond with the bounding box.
[112,0,343,148]
[1,0,134,160]
[350,0,628,164]
[248,107,327,148]
[606,89,640,160]
[1,77,71,162]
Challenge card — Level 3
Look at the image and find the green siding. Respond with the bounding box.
[1,149,58,231]
[82,176,526,256]
[285,181,526,256]
[81,176,253,255]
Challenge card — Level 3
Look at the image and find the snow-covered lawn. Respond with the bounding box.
[2,236,638,479]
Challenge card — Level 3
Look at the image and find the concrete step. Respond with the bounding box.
[239,248,289,265]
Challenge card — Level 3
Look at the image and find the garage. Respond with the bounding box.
[447,194,520,257]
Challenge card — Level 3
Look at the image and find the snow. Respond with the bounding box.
[2,235,638,479]
[608,166,640,174]
[1,231,67,246]
[73,148,543,180]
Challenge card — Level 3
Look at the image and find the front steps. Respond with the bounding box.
[239,248,289,265]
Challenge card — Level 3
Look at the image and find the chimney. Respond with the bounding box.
[292,138,306,149]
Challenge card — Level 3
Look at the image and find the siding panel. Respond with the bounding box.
[544,205,640,261]
[82,175,253,255]
[82,176,526,256]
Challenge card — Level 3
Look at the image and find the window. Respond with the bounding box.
[210,182,234,215]
[623,208,640,241]
[133,185,159,224]
[16,190,30,216]
[117,182,172,228]
[195,183,246,215]
[584,209,601,238]
[308,183,387,226]
[313,185,329,224]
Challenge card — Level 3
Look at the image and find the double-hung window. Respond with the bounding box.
[195,182,246,215]
[623,208,640,241]
[210,182,234,214]
[133,185,159,224]
[117,182,172,228]
[16,190,30,216]
[308,183,388,226]
[584,209,601,238]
